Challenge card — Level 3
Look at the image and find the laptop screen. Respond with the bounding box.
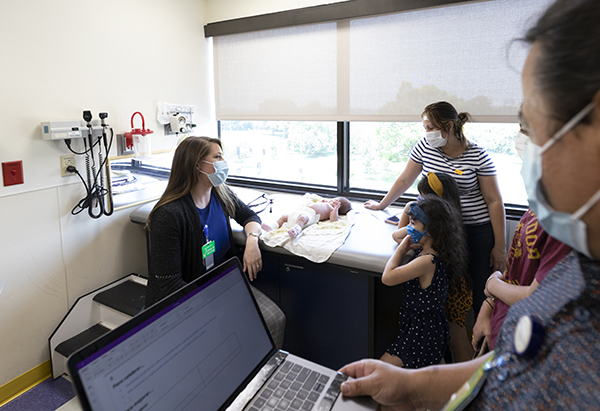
[69,258,275,411]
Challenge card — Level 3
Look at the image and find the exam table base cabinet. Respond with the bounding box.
[249,249,404,370]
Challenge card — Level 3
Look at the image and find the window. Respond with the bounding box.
[349,122,422,193]
[463,123,525,206]
[221,120,527,206]
[220,121,338,187]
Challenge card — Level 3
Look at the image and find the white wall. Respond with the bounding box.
[205,0,347,22]
[0,0,215,386]
[0,0,347,387]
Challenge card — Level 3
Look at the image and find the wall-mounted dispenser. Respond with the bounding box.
[125,112,154,160]
[170,113,188,134]
[157,101,196,135]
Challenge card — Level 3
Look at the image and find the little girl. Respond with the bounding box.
[381,194,468,368]
[394,172,474,363]
[394,171,461,235]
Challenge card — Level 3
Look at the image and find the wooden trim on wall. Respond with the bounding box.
[204,0,484,37]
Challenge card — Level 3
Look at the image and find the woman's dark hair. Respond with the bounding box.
[407,194,468,291]
[417,172,461,214]
[422,101,471,149]
[523,0,600,126]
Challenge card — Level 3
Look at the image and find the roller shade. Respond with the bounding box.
[213,0,552,122]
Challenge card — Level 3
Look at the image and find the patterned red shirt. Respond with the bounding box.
[490,210,571,348]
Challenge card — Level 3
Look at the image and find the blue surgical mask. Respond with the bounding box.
[200,160,229,187]
[407,224,428,244]
[521,101,599,259]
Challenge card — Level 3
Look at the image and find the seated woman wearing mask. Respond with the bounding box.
[145,136,285,347]
[339,0,600,408]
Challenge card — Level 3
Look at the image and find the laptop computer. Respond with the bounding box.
[67,257,377,411]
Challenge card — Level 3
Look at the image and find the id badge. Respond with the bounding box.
[202,240,215,270]
[441,352,500,411]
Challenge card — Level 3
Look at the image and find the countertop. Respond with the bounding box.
[129,187,403,274]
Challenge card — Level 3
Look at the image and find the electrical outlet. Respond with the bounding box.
[60,155,76,177]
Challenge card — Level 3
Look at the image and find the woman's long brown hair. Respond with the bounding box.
[147,136,236,227]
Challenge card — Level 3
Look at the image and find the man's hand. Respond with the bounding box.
[339,360,418,411]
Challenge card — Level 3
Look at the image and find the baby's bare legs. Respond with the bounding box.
[262,215,288,231]
[288,214,308,238]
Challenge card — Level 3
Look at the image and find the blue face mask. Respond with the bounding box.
[521,101,599,259]
[200,160,229,187]
[407,224,428,244]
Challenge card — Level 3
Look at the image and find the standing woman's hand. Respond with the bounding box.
[364,200,383,210]
[489,245,506,272]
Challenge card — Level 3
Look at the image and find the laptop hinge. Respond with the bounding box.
[227,350,289,411]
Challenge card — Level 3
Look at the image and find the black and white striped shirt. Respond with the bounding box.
[409,137,497,226]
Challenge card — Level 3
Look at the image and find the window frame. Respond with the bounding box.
[204,0,471,38]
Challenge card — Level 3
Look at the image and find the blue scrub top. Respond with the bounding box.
[197,192,231,264]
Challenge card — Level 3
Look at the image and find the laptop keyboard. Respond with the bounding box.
[248,360,348,411]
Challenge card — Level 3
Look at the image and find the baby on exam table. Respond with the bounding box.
[262,196,352,238]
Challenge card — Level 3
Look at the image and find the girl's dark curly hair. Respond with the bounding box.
[407,194,469,291]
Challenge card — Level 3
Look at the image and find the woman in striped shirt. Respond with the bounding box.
[365,101,506,324]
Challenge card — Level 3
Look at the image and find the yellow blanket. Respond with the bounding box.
[260,194,355,263]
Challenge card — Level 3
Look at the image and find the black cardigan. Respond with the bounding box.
[145,189,261,306]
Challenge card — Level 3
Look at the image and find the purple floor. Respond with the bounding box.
[0,376,75,411]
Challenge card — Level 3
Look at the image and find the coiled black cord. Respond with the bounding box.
[65,126,115,218]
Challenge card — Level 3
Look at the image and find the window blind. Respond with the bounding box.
[213,0,553,122]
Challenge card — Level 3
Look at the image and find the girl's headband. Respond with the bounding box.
[409,202,429,225]
[427,172,444,198]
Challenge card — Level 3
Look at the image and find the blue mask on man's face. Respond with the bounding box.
[406,224,428,244]
[521,101,598,258]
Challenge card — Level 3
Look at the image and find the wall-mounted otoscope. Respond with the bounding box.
[98,112,114,216]
[83,110,95,201]
[64,111,114,218]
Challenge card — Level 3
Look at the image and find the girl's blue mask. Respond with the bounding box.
[407,203,430,244]
[407,224,428,244]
